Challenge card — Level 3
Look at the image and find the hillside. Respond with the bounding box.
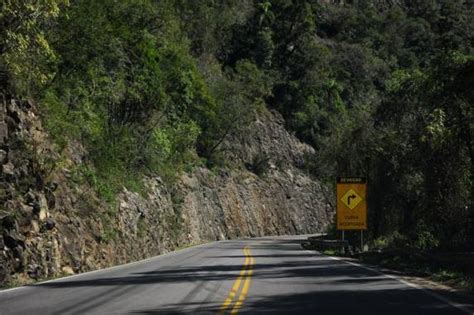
[0,98,331,286]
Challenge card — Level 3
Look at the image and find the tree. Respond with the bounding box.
[0,0,69,97]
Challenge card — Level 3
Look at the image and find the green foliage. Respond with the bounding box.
[99,210,117,243]
[0,0,69,96]
[28,0,265,201]
[247,152,270,177]
[371,229,439,251]
[220,0,473,250]
[414,230,440,251]
[2,0,473,251]
[197,59,272,163]
[37,0,216,196]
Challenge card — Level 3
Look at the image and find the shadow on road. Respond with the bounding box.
[131,287,463,315]
[32,237,468,315]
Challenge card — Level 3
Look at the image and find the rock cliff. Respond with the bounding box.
[0,99,332,287]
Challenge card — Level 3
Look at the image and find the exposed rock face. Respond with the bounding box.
[0,99,332,287]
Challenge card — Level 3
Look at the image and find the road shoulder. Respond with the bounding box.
[323,253,474,315]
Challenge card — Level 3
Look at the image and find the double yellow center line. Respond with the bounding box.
[218,246,254,314]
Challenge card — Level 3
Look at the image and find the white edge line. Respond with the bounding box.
[0,240,216,295]
[320,252,473,315]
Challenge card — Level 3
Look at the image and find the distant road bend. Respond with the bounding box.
[0,235,471,314]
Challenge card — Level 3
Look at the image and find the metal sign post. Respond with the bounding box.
[342,230,345,254]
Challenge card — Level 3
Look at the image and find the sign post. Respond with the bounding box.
[336,177,367,251]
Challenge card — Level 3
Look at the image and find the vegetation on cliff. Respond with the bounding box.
[1,0,473,252]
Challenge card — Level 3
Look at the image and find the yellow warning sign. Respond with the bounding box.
[341,189,362,209]
[337,177,367,230]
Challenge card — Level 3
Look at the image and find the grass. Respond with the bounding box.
[0,277,24,290]
[322,249,338,256]
[430,269,474,291]
[312,233,474,293]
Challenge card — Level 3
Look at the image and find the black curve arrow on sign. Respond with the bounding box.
[347,194,356,206]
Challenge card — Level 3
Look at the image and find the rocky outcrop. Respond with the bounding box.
[0,98,332,287]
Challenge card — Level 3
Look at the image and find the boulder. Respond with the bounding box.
[44,219,56,230]
[0,210,9,221]
[20,204,34,217]
[0,149,6,163]
[61,266,75,275]
[0,262,9,284]
[0,122,7,143]
[2,162,14,175]
[31,220,40,234]
[27,263,42,279]
[3,232,25,249]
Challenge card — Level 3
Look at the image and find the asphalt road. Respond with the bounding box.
[0,235,470,314]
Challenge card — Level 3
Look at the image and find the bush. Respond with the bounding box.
[413,230,439,251]
[247,153,270,176]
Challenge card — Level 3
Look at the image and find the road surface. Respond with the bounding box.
[0,235,470,314]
